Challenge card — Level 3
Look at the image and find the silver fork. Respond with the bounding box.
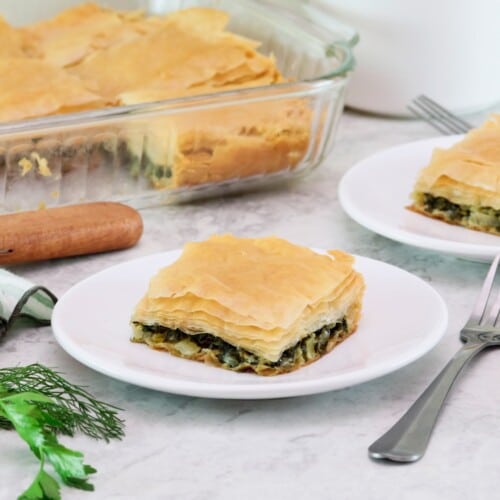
[369,254,500,462]
[408,95,473,135]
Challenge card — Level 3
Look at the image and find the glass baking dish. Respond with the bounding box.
[0,0,357,212]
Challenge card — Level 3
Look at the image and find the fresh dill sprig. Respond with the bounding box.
[0,363,124,440]
[0,364,125,500]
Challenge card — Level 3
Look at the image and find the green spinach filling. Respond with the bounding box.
[420,193,500,230]
[132,318,349,371]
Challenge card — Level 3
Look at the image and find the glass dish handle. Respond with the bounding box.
[255,0,358,76]
[256,0,358,46]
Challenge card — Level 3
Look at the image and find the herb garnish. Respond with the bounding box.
[0,364,125,500]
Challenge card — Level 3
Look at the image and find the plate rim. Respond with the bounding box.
[51,250,449,399]
[338,134,500,260]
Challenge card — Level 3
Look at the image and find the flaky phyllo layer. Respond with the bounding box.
[409,114,500,235]
[0,4,283,121]
[131,235,365,375]
[1,3,311,189]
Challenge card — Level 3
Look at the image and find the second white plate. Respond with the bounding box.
[51,250,448,399]
[338,135,500,261]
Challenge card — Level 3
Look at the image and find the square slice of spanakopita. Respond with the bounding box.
[131,234,365,375]
[409,114,500,235]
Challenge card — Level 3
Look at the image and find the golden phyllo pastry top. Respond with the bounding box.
[132,234,365,362]
[0,2,283,122]
[69,8,281,102]
[0,17,29,58]
[411,114,500,210]
[0,58,104,122]
[21,3,146,67]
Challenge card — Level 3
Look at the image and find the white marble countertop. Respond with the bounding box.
[2,106,500,500]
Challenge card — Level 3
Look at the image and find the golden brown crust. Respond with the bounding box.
[0,5,310,190]
[0,58,104,122]
[411,115,500,210]
[0,6,285,118]
[60,5,302,187]
[0,16,31,58]
[409,114,500,234]
[131,99,310,189]
[131,235,365,370]
[69,8,280,101]
[22,3,146,68]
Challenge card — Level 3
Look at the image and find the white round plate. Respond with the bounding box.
[51,250,448,399]
[338,135,500,261]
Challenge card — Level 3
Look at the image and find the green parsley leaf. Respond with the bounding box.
[0,364,125,499]
[0,390,96,499]
[18,461,61,500]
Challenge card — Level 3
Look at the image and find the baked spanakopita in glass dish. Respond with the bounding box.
[409,115,500,235]
[131,235,365,375]
[0,2,353,212]
[0,3,312,196]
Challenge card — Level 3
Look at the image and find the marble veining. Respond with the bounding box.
[2,104,500,500]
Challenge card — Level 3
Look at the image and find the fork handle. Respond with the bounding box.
[368,342,486,462]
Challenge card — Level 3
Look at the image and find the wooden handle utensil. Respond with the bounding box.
[0,202,143,264]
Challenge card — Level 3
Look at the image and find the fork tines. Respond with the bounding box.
[408,95,473,135]
[466,254,500,328]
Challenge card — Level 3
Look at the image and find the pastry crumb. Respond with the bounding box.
[31,152,52,176]
[18,157,33,176]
